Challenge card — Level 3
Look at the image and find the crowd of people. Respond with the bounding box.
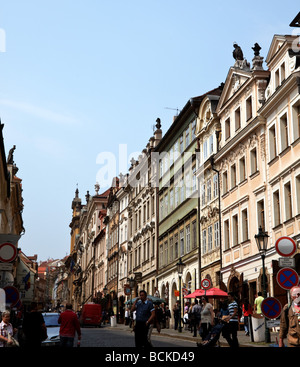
[1,286,300,348]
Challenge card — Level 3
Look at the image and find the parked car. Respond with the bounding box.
[80,303,102,327]
[42,312,60,346]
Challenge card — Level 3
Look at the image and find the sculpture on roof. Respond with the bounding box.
[233,43,244,61]
[232,42,250,70]
[7,145,16,165]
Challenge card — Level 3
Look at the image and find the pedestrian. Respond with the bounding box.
[222,292,239,347]
[242,298,252,336]
[131,290,155,348]
[173,301,180,330]
[199,296,214,340]
[254,291,264,314]
[160,303,166,329]
[165,305,171,329]
[58,303,81,347]
[147,304,161,346]
[125,308,130,325]
[279,286,300,347]
[191,299,202,337]
[0,310,17,347]
[22,302,47,347]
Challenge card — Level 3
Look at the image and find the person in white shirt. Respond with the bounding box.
[0,311,16,347]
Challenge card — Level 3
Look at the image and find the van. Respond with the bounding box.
[80,303,102,327]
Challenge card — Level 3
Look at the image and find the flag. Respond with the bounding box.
[23,272,31,291]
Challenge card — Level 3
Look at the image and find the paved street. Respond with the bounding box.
[80,326,197,347]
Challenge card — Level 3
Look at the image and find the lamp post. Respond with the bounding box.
[176,257,185,333]
[254,226,271,343]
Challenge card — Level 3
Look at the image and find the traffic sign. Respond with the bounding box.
[275,237,296,257]
[279,257,295,268]
[277,267,299,290]
[3,286,20,307]
[201,278,211,290]
[0,242,17,263]
[261,297,282,319]
[182,288,188,296]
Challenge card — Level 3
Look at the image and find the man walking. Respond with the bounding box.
[131,290,155,348]
[58,303,81,347]
[222,292,239,347]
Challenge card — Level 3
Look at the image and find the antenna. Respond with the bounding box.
[165,107,180,116]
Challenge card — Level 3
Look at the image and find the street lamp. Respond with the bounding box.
[128,277,135,305]
[254,226,271,343]
[176,257,185,333]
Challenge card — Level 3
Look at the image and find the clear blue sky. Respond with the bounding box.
[0,1,298,261]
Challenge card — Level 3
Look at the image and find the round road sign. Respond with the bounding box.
[275,237,296,257]
[3,286,20,307]
[0,242,17,263]
[201,278,211,290]
[261,297,282,319]
[277,267,299,290]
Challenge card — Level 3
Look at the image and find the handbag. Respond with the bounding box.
[8,334,19,347]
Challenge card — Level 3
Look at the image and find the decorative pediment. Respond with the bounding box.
[265,35,287,64]
[217,68,252,113]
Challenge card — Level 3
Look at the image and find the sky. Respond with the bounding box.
[0,1,299,261]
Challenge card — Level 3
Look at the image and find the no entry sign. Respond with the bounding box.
[0,242,17,263]
[275,237,296,257]
[261,297,282,319]
[277,267,299,290]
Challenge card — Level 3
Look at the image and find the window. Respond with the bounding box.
[207,179,212,202]
[275,69,280,89]
[250,148,258,175]
[208,225,212,251]
[186,172,191,198]
[213,174,218,197]
[224,220,230,250]
[160,198,164,220]
[203,140,208,160]
[241,209,248,242]
[169,237,173,262]
[191,119,196,141]
[235,107,241,131]
[231,164,237,189]
[202,229,207,254]
[186,225,190,253]
[169,188,174,212]
[239,156,246,182]
[186,126,190,147]
[180,230,184,256]
[209,135,214,155]
[201,183,206,206]
[280,62,286,82]
[292,103,300,142]
[175,184,179,207]
[297,175,300,215]
[164,193,168,217]
[192,221,197,249]
[280,113,289,151]
[232,214,238,246]
[222,171,228,194]
[180,135,184,154]
[246,97,252,121]
[225,118,231,140]
[159,244,163,268]
[164,241,168,266]
[273,190,281,227]
[269,125,277,160]
[174,234,178,259]
[180,177,185,202]
[192,166,197,192]
[284,182,292,221]
[257,200,265,231]
[214,222,219,248]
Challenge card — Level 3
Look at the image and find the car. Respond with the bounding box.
[42,312,60,347]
